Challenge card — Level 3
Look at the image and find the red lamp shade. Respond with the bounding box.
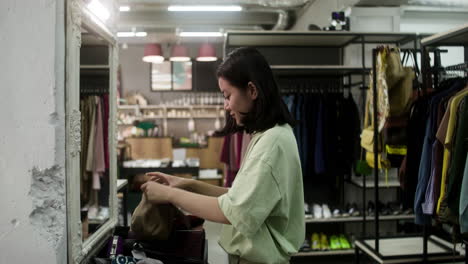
[170,44,190,62]
[142,43,164,63]
[196,43,217,62]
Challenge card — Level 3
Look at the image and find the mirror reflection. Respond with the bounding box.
[79,26,112,240]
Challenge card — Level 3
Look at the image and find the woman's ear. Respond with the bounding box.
[247,82,258,100]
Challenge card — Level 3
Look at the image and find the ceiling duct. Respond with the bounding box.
[121,0,312,8]
[356,0,468,7]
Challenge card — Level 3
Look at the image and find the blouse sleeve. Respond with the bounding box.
[218,157,282,238]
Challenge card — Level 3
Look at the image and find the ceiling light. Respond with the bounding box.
[197,43,217,62]
[119,6,130,12]
[143,44,164,63]
[168,5,242,12]
[117,32,134,37]
[170,44,191,62]
[87,0,110,21]
[117,31,147,37]
[179,32,223,37]
[135,32,147,37]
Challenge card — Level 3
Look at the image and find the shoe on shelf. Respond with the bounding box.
[311,233,320,251]
[378,201,391,216]
[367,201,375,216]
[322,204,332,219]
[304,203,311,214]
[313,203,323,219]
[320,233,330,251]
[346,203,360,217]
[329,235,341,250]
[87,206,99,220]
[332,207,342,218]
[299,239,311,252]
[96,207,109,221]
[339,234,351,249]
[304,203,313,219]
[401,206,414,215]
[341,203,351,217]
[387,202,402,215]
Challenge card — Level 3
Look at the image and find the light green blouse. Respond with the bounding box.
[218,124,305,264]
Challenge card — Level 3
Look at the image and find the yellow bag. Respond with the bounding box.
[366,151,391,169]
[384,47,405,88]
[389,67,415,117]
[360,96,381,152]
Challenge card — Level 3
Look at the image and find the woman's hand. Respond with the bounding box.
[145,172,187,189]
[140,181,172,204]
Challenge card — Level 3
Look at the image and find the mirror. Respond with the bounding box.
[65,0,118,263]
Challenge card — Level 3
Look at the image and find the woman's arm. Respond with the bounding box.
[141,181,231,224]
[146,172,229,197]
[182,178,229,197]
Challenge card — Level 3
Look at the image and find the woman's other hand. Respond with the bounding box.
[140,181,171,204]
[145,172,187,189]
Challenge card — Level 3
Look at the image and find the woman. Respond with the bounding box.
[141,47,305,264]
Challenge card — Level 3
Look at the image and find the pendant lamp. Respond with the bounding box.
[170,44,190,62]
[142,43,164,63]
[196,43,217,62]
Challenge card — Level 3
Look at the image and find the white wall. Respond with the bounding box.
[0,0,66,263]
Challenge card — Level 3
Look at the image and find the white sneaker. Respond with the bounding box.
[97,207,110,221]
[87,206,98,220]
[313,203,322,219]
[322,204,332,219]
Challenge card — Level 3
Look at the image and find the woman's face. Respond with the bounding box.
[218,77,257,126]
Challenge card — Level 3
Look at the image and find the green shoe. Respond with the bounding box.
[329,235,341,250]
[320,233,330,251]
[311,233,320,251]
[339,234,351,249]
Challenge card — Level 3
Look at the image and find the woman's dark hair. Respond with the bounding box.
[215,47,296,135]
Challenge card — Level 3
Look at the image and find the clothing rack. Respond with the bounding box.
[422,25,468,263]
[353,29,467,262]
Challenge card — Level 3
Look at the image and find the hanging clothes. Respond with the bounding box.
[220,132,251,187]
[80,94,109,206]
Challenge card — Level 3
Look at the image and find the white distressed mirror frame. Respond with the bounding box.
[65,0,118,263]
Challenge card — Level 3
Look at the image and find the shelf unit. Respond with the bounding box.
[294,249,355,257]
[349,176,401,188]
[305,214,414,224]
[117,104,225,136]
[226,31,426,258]
[270,65,371,76]
[421,23,468,46]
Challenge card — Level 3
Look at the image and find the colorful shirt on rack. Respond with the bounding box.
[459,154,468,234]
[436,86,468,216]
[446,96,468,216]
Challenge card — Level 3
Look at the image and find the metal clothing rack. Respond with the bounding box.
[354,24,468,264]
[421,24,468,264]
